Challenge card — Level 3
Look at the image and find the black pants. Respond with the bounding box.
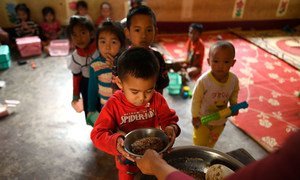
[80,77,101,119]
[80,77,89,118]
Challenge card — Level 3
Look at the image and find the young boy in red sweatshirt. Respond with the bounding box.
[91,47,181,180]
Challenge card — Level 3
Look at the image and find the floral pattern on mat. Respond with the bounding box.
[231,29,300,70]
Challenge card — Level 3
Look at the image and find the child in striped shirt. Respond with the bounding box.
[87,21,125,126]
[14,3,39,37]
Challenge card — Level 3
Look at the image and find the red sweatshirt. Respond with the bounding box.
[91,90,180,156]
[186,38,205,68]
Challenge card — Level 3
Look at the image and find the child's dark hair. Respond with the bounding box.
[126,5,156,29]
[96,21,126,51]
[77,1,88,9]
[15,3,30,20]
[190,23,204,33]
[209,41,235,59]
[117,47,159,81]
[42,6,55,19]
[67,15,94,38]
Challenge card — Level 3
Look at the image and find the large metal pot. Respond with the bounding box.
[163,146,245,179]
[139,146,244,180]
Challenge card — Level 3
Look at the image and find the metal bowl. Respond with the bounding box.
[124,128,170,157]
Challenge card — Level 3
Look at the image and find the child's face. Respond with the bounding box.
[125,14,156,48]
[71,25,92,49]
[98,31,121,59]
[188,27,200,42]
[100,5,111,18]
[208,47,236,82]
[45,13,54,23]
[17,10,28,21]
[116,75,156,106]
[77,7,87,16]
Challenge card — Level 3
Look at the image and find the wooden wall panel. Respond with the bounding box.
[0,0,68,27]
[66,0,126,23]
[0,0,299,28]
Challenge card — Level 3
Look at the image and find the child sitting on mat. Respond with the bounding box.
[40,6,63,53]
[14,3,39,38]
[180,23,205,80]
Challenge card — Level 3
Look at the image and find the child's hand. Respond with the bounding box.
[116,137,135,162]
[192,117,201,128]
[231,110,239,116]
[21,22,29,29]
[105,53,114,68]
[111,74,117,84]
[164,125,177,150]
[71,99,83,113]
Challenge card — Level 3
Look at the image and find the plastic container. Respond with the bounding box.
[16,36,42,57]
[0,45,11,70]
[167,71,182,95]
[49,39,70,56]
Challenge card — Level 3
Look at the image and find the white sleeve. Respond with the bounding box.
[68,52,82,75]
[191,79,205,118]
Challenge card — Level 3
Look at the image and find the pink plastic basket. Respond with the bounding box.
[49,39,70,56]
[16,36,42,57]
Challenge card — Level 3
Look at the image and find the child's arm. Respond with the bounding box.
[191,79,204,128]
[15,21,23,37]
[87,65,100,126]
[155,93,181,148]
[229,75,240,115]
[87,64,99,113]
[72,73,82,101]
[192,117,201,128]
[28,21,39,36]
[186,39,192,62]
[90,100,124,156]
[116,137,135,162]
[71,73,83,112]
[196,39,205,66]
[105,53,114,68]
[69,54,83,102]
[153,51,170,92]
[189,40,205,68]
[157,97,180,136]
[164,125,178,150]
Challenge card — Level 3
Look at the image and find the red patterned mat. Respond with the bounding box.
[231,29,300,70]
[156,32,300,152]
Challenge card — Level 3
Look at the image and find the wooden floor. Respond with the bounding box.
[0,53,267,179]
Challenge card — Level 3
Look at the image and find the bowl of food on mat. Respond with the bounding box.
[124,128,170,157]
